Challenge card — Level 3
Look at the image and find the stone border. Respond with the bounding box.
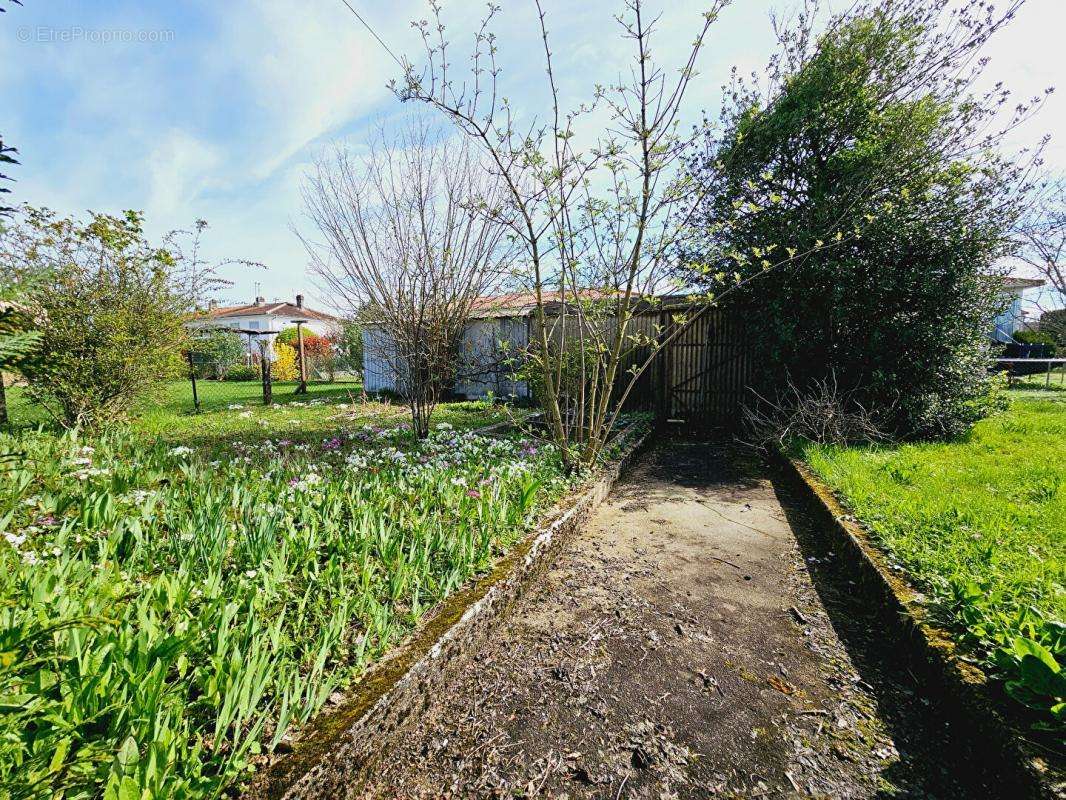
[774,451,1064,800]
[246,425,652,799]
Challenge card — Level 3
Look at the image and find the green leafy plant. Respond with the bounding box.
[0,208,193,429]
[681,1,1032,440]
[222,364,259,382]
[190,329,246,380]
[0,423,573,797]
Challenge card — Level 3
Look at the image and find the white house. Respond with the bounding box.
[362,293,539,400]
[188,294,342,355]
[991,276,1044,342]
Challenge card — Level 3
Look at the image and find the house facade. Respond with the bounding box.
[188,295,342,355]
[991,276,1044,342]
[362,293,541,401]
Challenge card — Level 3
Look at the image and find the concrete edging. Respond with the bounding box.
[246,426,653,799]
[775,451,1064,800]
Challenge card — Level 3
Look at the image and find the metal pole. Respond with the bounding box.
[187,351,200,412]
[0,373,8,426]
[262,350,273,405]
[296,321,308,395]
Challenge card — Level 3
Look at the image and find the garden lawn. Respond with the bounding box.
[4,380,522,449]
[0,423,572,798]
[799,396,1065,729]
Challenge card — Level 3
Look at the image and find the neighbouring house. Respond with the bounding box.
[363,293,538,401]
[991,276,1044,342]
[188,294,342,356]
[361,290,661,402]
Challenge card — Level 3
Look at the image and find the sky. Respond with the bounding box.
[2,0,1064,313]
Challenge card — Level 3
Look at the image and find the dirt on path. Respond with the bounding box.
[353,441,997,799]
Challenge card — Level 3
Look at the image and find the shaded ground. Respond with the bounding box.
[354,440,997,798]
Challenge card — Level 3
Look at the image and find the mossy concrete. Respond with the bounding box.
[244,425,651,800]
[777,452,1065,800]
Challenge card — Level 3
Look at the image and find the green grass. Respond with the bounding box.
[0,421,571,797]
[4,380,522,449]
[800,397,1065,729]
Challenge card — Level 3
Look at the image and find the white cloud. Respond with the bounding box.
[145,129,222,221]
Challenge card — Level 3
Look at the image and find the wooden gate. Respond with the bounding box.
[655,306,754,430]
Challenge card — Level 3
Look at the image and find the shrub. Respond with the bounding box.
[0,208,192,428]
[1040,309,1066,353]
[680,5,1027,440]
[189,328,245,379]
[223,364,259,382]
[1016,328,1058,348]
[272,341,298,381]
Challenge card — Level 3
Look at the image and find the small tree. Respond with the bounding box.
[301,119,513,437]
[190,328,245,380]
[1018,179,1066,309]
[392,0,834,468]
[0,207,216,428]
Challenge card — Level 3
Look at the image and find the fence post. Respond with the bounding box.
[261,352,273,405]
[295,321,308,395]
[187,351,201,412]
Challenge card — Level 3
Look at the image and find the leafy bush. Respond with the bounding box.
[0,208,192,428]
[223,364,259,382]
[272,342,298,381]
[680,6,1025,440]
[1014,329,1058,348]
[190,329,245,379]
[0,425,569,797]
[275,327,330,356]
[1041,309,1066,353]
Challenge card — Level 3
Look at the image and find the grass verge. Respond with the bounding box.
[798,396,1065,735]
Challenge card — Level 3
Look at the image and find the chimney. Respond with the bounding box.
[254,296,265,306]
[296,294,304,309]
[208,299,218,310]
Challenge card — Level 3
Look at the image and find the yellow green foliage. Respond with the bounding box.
[273,341,298,381]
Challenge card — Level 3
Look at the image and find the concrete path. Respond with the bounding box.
[356,441,995,798]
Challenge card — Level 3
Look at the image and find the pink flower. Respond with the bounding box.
[37,515,57,527]
[465,489,481,499]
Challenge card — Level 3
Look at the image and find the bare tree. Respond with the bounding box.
[1018,179,1066,301]
[300,119,514,438]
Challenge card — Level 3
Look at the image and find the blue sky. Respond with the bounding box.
[2,0,1064,312]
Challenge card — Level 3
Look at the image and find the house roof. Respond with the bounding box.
[468,290,634,319]
[1000,276,1044,291]
[195,302,341,323]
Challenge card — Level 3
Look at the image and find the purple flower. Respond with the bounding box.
[465,489,482,499]
[37,515,57,527]
[322,437,342,450]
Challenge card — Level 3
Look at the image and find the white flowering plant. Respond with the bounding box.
[0,422,573,798]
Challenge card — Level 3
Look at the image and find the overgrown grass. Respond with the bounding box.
[799,396,1065,732]
[0,422,572,797]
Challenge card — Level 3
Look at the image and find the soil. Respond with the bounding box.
[348,440,1000,798]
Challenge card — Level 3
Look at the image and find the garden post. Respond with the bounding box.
[296,321,308,395]
[0,373,7,426]
[262,352,273,405]
[187,351,200,412]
